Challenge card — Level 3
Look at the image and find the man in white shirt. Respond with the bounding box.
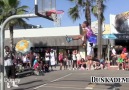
[50,49,56,71]
[111,46,117,65]
[45,50,50,72]
[4,46,18,88]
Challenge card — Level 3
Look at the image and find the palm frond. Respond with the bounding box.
[68,0,75,2]
[91,5,98,18]
[68,5,80,21]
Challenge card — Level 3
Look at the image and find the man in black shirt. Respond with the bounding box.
[67,50,72,70]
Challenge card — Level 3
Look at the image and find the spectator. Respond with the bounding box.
[120,51,127,70]
[111,46,117,66]
[45,50,50,72]
[67,50,72,70]
[76,51,82,69]
[79,58,86,70]
[117,55,124,70]
[50,49,56,71]
[63,55,68,70]
[28,51,35,67]
[58,52,64,70]
[4,46,18,88]
[72,50,77,70]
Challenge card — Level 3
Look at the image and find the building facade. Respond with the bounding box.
[5,24,109,59]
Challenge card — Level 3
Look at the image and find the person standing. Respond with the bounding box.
[72,50,77,70]
[58,52,64,70]
[111,46,117,66]
[76,51,82,69]
[45,50,50,72]
[67,50,72,70]
[63,55,68,70]
[50,49,56,71]
[28,51,34,67]
[4,46,18,88]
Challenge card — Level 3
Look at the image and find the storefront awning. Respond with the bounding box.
[5,36,82,47]
[5,36,109,47]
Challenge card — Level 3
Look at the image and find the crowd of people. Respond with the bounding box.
[3,20,129,89]
[110,46,129,70]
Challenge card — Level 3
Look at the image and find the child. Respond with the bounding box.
[117,56,124,70]
[63,55,68,70]
[33,61,44,75]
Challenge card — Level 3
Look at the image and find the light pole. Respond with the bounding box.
[97,0,103,59]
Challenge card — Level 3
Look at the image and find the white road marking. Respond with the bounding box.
[33,84,47,90]
[50,73,72,83]
[33,73,72,89]
[85,83,96,90]
[85,87,93,89]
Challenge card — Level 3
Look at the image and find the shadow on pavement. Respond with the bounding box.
[12,80,44,90]
[18,80,43,85]
[12,83,43,90]
[97,83,121,90]
[107,83,121,89]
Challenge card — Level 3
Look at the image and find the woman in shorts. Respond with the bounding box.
[58,52,64,70]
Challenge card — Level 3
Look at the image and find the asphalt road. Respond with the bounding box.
[1,69,129,90]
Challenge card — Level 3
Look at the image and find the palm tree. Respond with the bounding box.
[68,0,106,58]
[68,0,91,26]
[0,0,28,57]
[92,0,106,22]
[68,0,106,26]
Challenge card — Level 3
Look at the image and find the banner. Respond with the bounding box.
[110,11,129,34]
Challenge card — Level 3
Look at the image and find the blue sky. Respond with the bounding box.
[21,0,129,27]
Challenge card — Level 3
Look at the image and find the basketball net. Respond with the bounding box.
[51,12,64,27]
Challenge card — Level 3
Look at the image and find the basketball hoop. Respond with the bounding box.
[46,10,64,26]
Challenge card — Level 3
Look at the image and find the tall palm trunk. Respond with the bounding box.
[85,0,91,56]
[85,0,91,26]
[97,0,103,59]
[9,25,14,60]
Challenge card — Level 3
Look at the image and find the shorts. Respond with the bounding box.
[59,60,63,63]
[117,58,124,63]
[5,65,15,79]
[77,60,81,65]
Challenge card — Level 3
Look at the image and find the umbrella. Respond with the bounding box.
[102,34,117,39]
[15,40,33,54]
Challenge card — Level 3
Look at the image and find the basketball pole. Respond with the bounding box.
[0,14,37,90]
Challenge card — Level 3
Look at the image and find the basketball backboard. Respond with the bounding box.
[35,0,56,21]
[35,0,64,27]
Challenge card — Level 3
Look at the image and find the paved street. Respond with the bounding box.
[2,69,129,90]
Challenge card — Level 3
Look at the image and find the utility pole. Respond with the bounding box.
[97,0,102,59]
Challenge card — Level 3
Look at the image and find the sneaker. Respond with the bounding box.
[66,35,72,43]
[7,82,11,88]
[12,84,19,87]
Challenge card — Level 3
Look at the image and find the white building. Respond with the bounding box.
[5,26,86,58]
[5,24,109,59]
